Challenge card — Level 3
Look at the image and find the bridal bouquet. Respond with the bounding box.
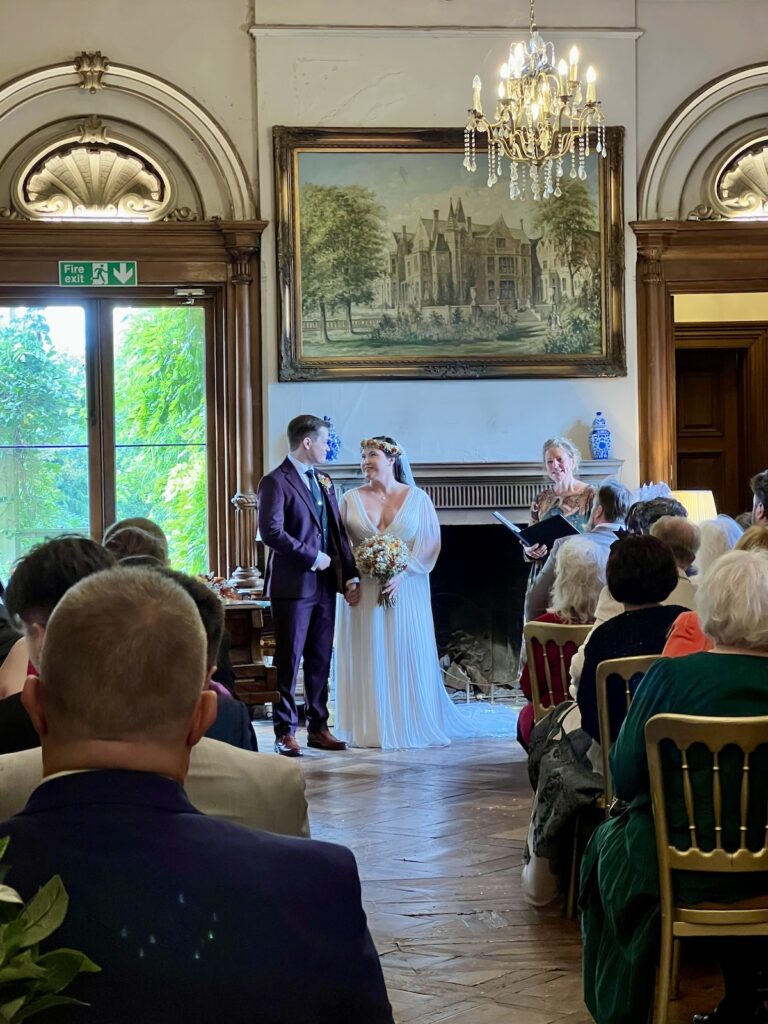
[353,534,410,608]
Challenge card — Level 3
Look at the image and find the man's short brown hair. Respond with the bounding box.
[287,414,326,451]
[40,567,207,741]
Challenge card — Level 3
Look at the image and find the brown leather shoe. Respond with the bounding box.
[307,730,347,751]
[274,734,302,757]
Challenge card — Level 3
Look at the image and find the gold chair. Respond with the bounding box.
[523,621,592,723]
[596,655,660,807]
[645,714,768,1024]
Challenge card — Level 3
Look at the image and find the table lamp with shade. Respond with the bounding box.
[670,490,717,524]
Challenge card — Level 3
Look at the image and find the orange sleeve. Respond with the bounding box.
[662,611,713,658]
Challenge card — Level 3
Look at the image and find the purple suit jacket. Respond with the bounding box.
[257,458,356,599]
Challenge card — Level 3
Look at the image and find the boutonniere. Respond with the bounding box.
[318,473,333,494]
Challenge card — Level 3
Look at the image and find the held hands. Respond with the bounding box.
[315,552,332,571]
[344,581,361,606]
[523,543,548,561]
[382,573,405,600]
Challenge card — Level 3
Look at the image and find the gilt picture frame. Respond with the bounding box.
[274,125,625,381]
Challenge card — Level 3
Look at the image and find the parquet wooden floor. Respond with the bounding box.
[254,723,724,1023]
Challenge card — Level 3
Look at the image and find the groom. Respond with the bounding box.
[257,415,359,756]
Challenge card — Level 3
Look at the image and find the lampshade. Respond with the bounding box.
[670,490,717,524]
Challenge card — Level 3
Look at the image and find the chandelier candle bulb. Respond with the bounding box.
[472,75,482,112]
[557,59,568,94]
[586,66,596,104]
[569,46,579,82]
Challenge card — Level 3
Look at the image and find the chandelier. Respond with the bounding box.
[463,0,607,201]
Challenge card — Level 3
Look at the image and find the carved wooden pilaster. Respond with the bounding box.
[223,230,263,590]
[634,231,676,485]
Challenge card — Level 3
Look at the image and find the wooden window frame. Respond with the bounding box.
[0,219,267,580]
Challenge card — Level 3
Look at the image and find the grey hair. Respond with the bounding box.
[542,436,581,472]
[693,516,744,578]
[649,515,701,570]
[549,540,608,624]
[696,549,768,650]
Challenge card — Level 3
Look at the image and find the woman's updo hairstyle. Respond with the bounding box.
[368,436,407,484]
[541,436,581,473]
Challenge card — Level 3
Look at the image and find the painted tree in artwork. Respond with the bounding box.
[534,178,597,296]
[300,184,387,337]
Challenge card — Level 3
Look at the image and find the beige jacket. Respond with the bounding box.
[0,737,310,838]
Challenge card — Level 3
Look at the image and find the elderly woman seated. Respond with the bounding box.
[576,534,687,743]
[691,514,743,578]
[664,524,768,658]
[580,549,768,1024]
[517,541,608,750]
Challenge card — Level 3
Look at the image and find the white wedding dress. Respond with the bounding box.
[335,486,517,750]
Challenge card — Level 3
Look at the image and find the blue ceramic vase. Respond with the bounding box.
[589,411,612,460]
[323,416,341,463]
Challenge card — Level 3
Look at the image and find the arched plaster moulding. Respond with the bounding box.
[639,62,768,221]
[0,56,254,220]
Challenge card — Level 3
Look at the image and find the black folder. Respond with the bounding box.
[492,509,580,549]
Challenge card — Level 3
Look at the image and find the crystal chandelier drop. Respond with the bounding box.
[463,0,607,201]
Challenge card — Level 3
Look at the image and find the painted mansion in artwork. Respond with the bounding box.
[381,198,595,312]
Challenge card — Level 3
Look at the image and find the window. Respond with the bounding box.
[499,257,514,273]
[500,280,516,300]
[486,256,495,274]
[488,280,496,299]
[495,237,506,249]
[0,301,209,582]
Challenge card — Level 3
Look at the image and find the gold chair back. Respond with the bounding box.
[644,714,768,1024]
[523,621,592,723]
[596,655,659,805]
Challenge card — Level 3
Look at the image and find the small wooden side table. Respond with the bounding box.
[223,599,279,709]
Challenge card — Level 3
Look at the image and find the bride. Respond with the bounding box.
[335,435,516,749]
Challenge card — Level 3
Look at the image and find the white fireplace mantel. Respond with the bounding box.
[330,459,625,525]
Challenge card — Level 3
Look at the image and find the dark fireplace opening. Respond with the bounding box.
[430,524,530,694]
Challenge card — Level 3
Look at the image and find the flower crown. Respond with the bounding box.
[360,437,403,458]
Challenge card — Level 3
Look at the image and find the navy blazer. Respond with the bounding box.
[0,771,392,1024]
[257,459,356,599]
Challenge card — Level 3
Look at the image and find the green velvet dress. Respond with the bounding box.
[580,652,768,1024]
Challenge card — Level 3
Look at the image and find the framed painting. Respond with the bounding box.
[274,126,625,381]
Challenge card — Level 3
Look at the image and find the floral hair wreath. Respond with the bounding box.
[360,438,403,458]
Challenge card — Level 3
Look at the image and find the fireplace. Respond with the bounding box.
[331,458,623,693]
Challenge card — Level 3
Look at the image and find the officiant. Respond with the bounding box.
[523,438,596,586]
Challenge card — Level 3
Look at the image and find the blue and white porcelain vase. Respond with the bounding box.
[323,416,341,463]
[589,411,612,460]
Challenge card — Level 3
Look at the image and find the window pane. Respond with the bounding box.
[113,306,207,573]
[0,307,88,584]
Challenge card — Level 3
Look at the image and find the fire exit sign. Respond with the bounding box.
[58,261,138,286]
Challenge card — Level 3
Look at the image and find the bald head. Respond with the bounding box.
[39,567,207,743]
[650,515,700,571]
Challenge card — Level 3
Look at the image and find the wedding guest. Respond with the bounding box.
[0,537,115,751]
[103,525,168,566]
[525,478,629,621]
[569,501,695,686]
[691,515,743,577]
[518,541,608,750]
[0,568,392,1023]
[576,535,686,743]
[0,581,20,669]
[102,516,169,561]
[523,437,596,571]
[663,524,768,658]
[750,469,768,525]
[581,549,768,1024]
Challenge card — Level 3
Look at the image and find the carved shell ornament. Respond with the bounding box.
[716,143,768,219]
[22,144,166,220]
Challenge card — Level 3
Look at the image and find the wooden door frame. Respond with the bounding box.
[0,218,267,580]
[632,220,768,485]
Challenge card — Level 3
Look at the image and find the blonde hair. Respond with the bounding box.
[549,541,608,623]
[40,567,207,741]
[735,525,768,553]
[542,436,581,472]
[696,550,768,650]
[650,515,700,570]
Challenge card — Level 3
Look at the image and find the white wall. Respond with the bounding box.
[254,3,640,478]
